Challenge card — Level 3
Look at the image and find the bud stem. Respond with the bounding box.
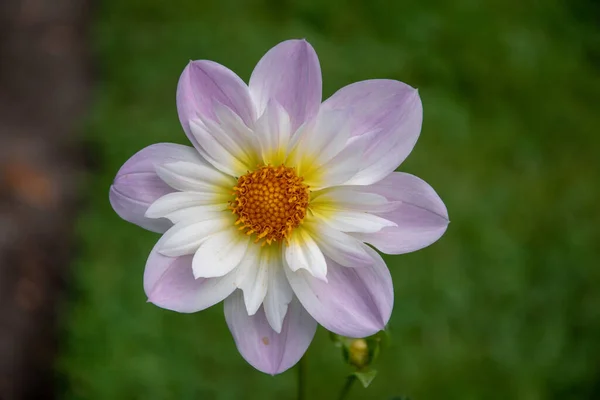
[337,375,356,400]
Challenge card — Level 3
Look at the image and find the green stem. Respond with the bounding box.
[337,375,357,400]
[297,355,307,400]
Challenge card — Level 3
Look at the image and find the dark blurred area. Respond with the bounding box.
[0,0,599,399]
[0,0,89,398]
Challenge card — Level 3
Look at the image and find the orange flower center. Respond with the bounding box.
[230,165,309,245]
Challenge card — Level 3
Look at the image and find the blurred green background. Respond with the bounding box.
[58,0,600,399]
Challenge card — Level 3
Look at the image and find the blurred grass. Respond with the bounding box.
[58,0,600,399]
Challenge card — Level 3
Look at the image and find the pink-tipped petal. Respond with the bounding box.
[144,237,237,313]
[192,231,250,279]
[305,221,373,268]
[284,229,328,281]
[249,39,322,131]
[254,100,292,165]
[224,291,317,375]
[109,143,202,233]
[353,172,449,254]
[321,80,423,185]
[289,109,352,168]
[234,244,268,316]
[263,266,294,334]
[285,246,393,338]
[177,60,255,149]
[302,132,368,190]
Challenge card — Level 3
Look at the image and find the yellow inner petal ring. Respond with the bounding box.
[230,165,310,245]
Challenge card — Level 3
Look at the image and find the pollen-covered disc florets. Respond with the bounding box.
[230,165,310,245]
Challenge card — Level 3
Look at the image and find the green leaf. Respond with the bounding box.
[353,369,378,388]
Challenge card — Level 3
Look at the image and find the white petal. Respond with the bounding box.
[311,187,395,213]
[305,220,373,268]
[156,161,234,193]
[145,191,230,220]
[235,245,269,315]
[284,229,327,281]
[316,210,396,233]
[263,265,293,333]
[163,204,230,224]
[190,119,250,177]
[254,101,292,165]
[192,230,251,278]
[158,214,232,257]
[144,238,238,313]
[201,103,261,166]
[289,109,351,171]
[303,133,369,190]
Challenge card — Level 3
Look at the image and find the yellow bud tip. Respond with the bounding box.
[348,339,369,369]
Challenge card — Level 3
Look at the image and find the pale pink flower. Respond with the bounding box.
[109,39,448,374]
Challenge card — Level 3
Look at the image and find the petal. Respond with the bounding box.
[189,120,250,177]
[224,291,317,375]
[254,100,292,165]
[213,103,261,162]
[192,230,251,278]
[109,143,202,233]
[284,229,328,281]
[302,132,369,190]
[263,265,294,333]
[321,80,423,185]
[177,60,255,149]
[234,245,269,315]
[145,191,230,223]
[161,205,231,225]
[249,39,322,131]
[289,109,352,170]
[155,161,235,193]
[158,213,232,257]
[189,103,261,176]
[285,245,393,338]
[352,172,449,254]
[144,237,236,313]
[304,219,373,268]
[311,186,395,213]
[314,210,396,234]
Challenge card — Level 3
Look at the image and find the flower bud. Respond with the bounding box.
[348,339,370,369]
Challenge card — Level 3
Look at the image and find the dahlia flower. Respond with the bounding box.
[109,39,448,374]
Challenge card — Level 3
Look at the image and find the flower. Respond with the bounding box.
[109,39,448,375]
